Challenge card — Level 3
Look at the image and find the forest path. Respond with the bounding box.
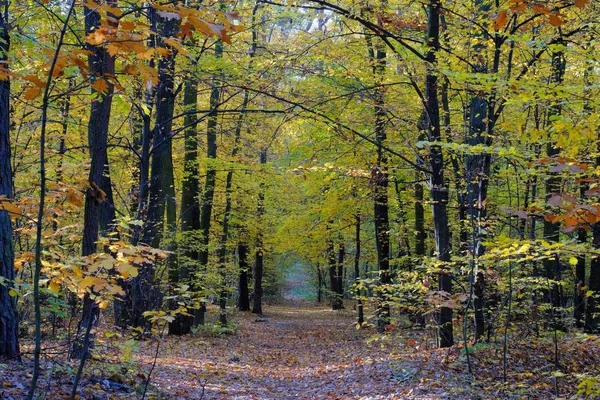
[140,303,456,399]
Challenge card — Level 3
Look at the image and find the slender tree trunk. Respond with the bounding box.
[336,240,345,306]
[217,88,250,325]
[196,39,223,325]
[415,171,425,257]
[543,44,566,325]
[168,78,199,335]
[586,224,600,333]
[125,12,179,329]
[237,238,250,311]
[575,219,586,328]
[0,0,19,360]
[252,149,267,314]
[371,41,391,333]
[586,86,600,333]
[72,0,117,359]
[129,6,157,246]
[467,93,490,343]
[317,262,323,303]
[354,214,363,324]
[426,0,453,348]
[327,235,341,310]
[577,64,593,329]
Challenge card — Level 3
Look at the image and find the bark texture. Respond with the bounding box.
[0,0,19,359]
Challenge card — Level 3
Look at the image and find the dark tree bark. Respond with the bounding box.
[317,262,323,303]
[586,224,600,333]
[426,0,453,348]
[129,6,157,246]
[252,149,267,315]
[366,30,391,333]
[72,0,117,359]
[237,238,250,311]
[0,0,19,360]
[354,214,363,324]
[586,81,600,333]
[121,11,179,329]
[336,241,345,302]
[217,87,250,325]
[467,93,490,343]
[415,171,425,257]
[327,235,341,310]
[575,219,586,328]
[543,44,566,321]
[577,64,593,328]
[196,39,223,325]
[168,77,199,335]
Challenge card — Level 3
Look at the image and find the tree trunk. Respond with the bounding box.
[252,149,267,315]
[237,238,250,311]
[543,45,566,324]
[426,0,453,348]
[369,36,391,333]
[586,224,600,333]
[317,262,323,303]
[72,0,117,359]
[467,94,491,343]
[0,0,19,359]
[336,241,345,303]
[217,88,250,325]
[354,214,363,324]
[196,39,223,325]
[124,11,179,329]
[586,83,600,333]
[327,236,341,310]
[168,78,199,335]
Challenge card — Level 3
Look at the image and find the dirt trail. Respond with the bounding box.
[143,304,441,399]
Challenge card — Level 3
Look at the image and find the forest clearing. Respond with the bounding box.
[2,0,600,399]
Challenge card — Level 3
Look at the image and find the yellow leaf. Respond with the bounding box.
[67,188,83,207]
[8,289,18,297]
[116,262,138,279]
[48,280,61,293]
[569,256,578,266]
[163,38,189,56]
[79,276,99,290]
[0,196,22,220]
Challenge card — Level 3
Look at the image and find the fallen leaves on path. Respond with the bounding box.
[2,303,600,399]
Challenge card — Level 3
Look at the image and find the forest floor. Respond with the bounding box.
[2,302,600,399]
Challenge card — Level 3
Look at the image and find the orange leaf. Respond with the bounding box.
[531,4,550,14]
[574,0,589,7]
[511,2,527,12]
[92,77,109,94]
[493,10,508,31]
[548,13,563,26]
[23,86,41,101]
[122,64,138,76]
[23,74,45,88]
[67,189,83,207]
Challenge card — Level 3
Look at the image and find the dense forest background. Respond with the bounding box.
[1,0,600,398]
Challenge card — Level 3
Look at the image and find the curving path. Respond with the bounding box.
[141,304,452,400]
